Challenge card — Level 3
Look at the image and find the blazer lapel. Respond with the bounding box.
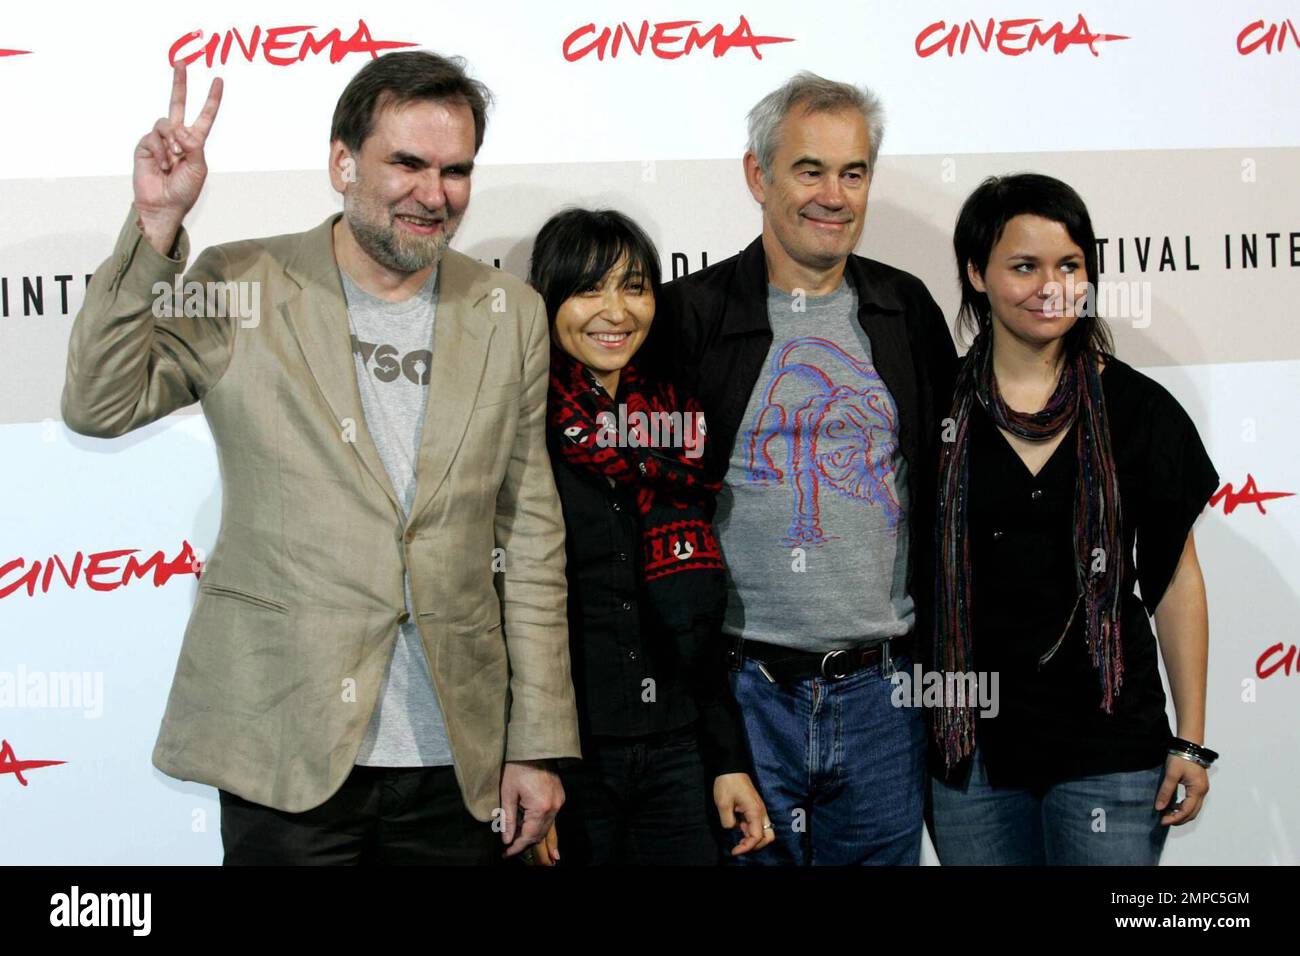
[280,214,403,518]
[406,248,494,527]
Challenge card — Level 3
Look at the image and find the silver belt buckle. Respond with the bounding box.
[820,649,851,680]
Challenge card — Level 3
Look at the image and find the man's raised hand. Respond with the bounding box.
[133,64,223,254]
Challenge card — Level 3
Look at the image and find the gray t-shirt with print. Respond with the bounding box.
[341,267,453,767]
[714,279,914,651]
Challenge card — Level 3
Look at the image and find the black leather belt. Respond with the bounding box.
[729,635,912,683]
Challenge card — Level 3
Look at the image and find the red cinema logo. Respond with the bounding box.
[1238,19,1300,54]
[563,15,794,61]
[1209,475,1294,515]
[0,540,202,600]
[1257,643,1300,679]
[0,739,65,786]
[915,14,1129,57]
[170,19,417,68]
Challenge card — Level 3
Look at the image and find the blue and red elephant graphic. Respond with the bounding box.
[745,337,901,547]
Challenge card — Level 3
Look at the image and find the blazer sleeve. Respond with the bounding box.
[493,292,582,765]
[62,205,236,438]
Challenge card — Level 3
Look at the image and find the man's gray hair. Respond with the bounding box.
[746,71,885,180]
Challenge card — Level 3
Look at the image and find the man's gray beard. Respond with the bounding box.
[347,209,449,274]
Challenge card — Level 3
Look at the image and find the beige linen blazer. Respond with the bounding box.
[62,207,580,817]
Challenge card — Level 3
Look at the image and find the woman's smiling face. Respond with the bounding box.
[551,254,655,388]
[968,213,1089,350]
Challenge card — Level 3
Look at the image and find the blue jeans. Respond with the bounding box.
[727,653,926,865]
[929,744,1170,865]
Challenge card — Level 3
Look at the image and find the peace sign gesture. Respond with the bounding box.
[133,64,223,253]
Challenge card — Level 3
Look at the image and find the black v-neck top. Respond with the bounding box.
[964,356,1219,789]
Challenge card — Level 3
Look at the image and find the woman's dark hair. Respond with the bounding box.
[331,50,493,154]
[528,207,663,328]
[953,173,1113,360]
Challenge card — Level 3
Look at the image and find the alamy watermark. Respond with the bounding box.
[50,886,150,936]
[0,666,103,718]
[1044,276,1153,329]
[891,664,1000,717]
[586,404,706,460]
[152,277,261,328]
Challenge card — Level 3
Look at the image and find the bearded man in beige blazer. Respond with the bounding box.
[61,50,579,865]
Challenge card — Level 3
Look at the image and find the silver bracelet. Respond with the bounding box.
[1167,747,1213,768]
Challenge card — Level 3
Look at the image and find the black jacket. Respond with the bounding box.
[549,448,754,778]
[653,236,960,660]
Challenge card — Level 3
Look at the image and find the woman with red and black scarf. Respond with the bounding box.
[527,208,773,865]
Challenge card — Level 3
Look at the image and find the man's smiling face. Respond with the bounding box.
[334,95,476,275]
[750,106,873,274]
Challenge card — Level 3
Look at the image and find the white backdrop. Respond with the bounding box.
[1,0,1297,864]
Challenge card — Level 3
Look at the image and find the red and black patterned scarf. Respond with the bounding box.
[547,348,725,637]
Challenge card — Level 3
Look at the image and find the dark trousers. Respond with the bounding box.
[557,724,722,866]
[219,764,500,865]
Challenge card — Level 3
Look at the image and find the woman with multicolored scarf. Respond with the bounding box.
[928,174,1219,865]
[526,208,773,865]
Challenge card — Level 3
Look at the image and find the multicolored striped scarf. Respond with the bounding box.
[932,332,1124,770]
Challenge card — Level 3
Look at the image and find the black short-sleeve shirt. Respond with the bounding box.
[966,356,1219,789]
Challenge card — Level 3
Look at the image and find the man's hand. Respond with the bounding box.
[499,760,564,858]
[714,772,776,856]
[133,64,223,255]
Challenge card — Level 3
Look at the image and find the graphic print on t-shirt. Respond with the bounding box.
[351,334,433,385]
[743,335,901,547]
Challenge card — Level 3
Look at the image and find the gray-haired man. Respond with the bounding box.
[656,72,958,864]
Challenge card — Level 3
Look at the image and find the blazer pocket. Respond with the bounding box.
[198,582,289,614]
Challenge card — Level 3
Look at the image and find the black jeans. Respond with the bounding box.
[557,724,722,866]
[219,765,500,865]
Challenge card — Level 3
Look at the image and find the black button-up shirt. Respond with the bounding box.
[551,452,753,776]
[553,455,707,738]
